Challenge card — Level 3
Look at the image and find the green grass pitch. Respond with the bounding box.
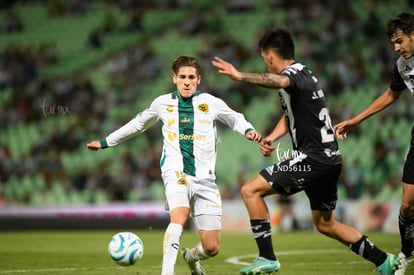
[0,230,408,274]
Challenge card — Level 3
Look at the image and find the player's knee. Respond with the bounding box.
[314,222,333,236]
[203,243,219,257]
[240,184,251,201]
[169,206,190,226]
[400,202,414,216]
[315,225,329,236]
[240,181,257,200]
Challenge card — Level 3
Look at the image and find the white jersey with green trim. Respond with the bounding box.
[104,91,255,179]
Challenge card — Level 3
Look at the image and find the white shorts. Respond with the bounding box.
[193,214,221,230]
[163,172,222,218]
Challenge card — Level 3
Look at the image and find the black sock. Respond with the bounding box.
[349,236,387,267]
[250,219,277,261]
[399,213,414,256]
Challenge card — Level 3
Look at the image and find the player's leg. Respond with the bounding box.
[240,173,281,274]
[397,182,414,274]
[161,175,191,275]
[311,209,362,243]
[162,206,189,275]
[307,160,400,274]
[396,142,414,275]
[181,177,221,275]
[311,209,400,273]
[181,217,221,275]
[311,209,400,274]
[400,182,414,255]
[241,173,278,258]
[197,219,221,257]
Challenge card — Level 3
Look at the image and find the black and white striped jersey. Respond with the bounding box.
[278,62,342,165]
[391,56,414,93]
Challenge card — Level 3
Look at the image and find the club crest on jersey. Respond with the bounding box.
[168,133,177,142]
[177,177,187,186]
[284,186,291,193]
[168,118,175,128]
[198,103,209,113]
[167,105,174,112]
[181,117,191,123]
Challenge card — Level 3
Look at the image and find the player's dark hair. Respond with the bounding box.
[386,12,414,38]
[258,29,295,59]
[172,55,201,75]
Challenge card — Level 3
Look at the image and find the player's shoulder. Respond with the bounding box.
[193,92,229,112]
[153,92,178,103]
[194,91,222,102]
[282,62,306,75]
[396,56,414,72]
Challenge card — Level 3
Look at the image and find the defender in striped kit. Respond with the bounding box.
[87,56,262,275]
[335,13,414,275]
[213,29,400,275]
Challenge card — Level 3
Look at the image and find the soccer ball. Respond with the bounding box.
[108,231,144,266]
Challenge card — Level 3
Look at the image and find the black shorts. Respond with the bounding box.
[402,126,414,184]
[260,156,341,211]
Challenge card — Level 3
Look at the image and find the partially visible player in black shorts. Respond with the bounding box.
[213,28,400,274]
[335,13,414,274]
[402,127,414,184]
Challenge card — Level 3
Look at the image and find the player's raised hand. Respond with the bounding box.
[211,56,242,81]
[259,137,275,157]
[246,130,262,143]
[333,118,358,140]
[86,140,101,151]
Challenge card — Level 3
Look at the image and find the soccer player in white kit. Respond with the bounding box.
[87,55,262,275]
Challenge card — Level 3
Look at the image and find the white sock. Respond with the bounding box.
[189,242,209,261]
[161,223,183,274]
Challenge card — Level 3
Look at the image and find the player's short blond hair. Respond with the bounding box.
[172,56,201,75]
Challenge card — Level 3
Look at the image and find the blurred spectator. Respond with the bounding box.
[342,159,364,200]
[277,195,298,232]
[0,141,11,183]
[71,166,88,192]
[365,137,392,198]
[40,148,64,185]
[226,0,255,13]
[373,138,391,178]
[37,42,58,66]
[123,8,143,32]
[87,28,103,49]
[386,133,401,154]
[222,155,250,199]
[2,10,23,33]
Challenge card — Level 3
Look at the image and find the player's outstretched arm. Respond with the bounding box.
[86,140,102,151]
[257,116,288,157]
[334,88,402,140]
[333,119,358,140]
[245,130,262,143]
[212,56,289,89]
[211,56,242,81]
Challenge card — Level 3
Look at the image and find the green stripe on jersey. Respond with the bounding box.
[178,95,195,176]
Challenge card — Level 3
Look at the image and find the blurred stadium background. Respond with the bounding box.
[0,0,412,231]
